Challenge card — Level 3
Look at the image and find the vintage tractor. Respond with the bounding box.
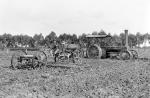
[11,49,47,69]
[84,30,138,60]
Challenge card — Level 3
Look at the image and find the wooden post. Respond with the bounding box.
[125,29,129,50]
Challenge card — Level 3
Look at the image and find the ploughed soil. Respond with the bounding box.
[0,50,150,98]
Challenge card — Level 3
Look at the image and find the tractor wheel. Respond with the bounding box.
[130,50,138,59]
[11,50,27,69]
[87,44,102,59]
[119,50,132,60]
[27,50,47,68]
[58,55,69,64]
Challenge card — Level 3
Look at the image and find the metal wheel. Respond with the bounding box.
[130,50,138,59]
[11,50,27,69]
[87,44,102,58]
[119,50,132,60]
[58,53,69,64]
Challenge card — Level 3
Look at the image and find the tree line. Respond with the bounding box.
[0,30,149,48]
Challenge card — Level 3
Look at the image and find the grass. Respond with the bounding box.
[0,48,150,98]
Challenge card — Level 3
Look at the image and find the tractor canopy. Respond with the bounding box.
[86,34,111,38]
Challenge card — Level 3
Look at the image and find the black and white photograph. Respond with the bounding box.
[0,0,150,97]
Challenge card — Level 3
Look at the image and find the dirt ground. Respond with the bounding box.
[0,49,150,98]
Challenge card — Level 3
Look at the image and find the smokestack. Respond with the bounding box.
[125,29,129,49]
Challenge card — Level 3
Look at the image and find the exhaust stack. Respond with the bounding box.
[125,29,129,49]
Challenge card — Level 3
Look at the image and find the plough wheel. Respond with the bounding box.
[130,50,138,59]
[11,50,27,69]
[73,50,82,65]
[74,57,82,65]
[119,50,132,60]
[27,50,47,67]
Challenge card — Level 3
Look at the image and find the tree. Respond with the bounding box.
[0,35,3,42]
[28,38,35,48]
[92,31,98,35]
[98,29,106,35]
[136,32,144,45]
[72,34,78,43]
[2,33,13,47]
[128,34,137,47]
[45,31,57,47]
[58,33,78,44]
[119,33,125,46]
[58,33,69,42]
[33,33,44,46]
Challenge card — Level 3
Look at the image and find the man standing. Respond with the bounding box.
[52,40,59,62]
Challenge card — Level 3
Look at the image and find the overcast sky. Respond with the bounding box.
[0,0,149,37]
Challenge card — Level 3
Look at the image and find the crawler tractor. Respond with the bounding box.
[11,49,47,69]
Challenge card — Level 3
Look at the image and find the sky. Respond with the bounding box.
[0,0,150,37]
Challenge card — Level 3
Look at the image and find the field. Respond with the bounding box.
[134,47,150,58]
[0,48,150,98]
